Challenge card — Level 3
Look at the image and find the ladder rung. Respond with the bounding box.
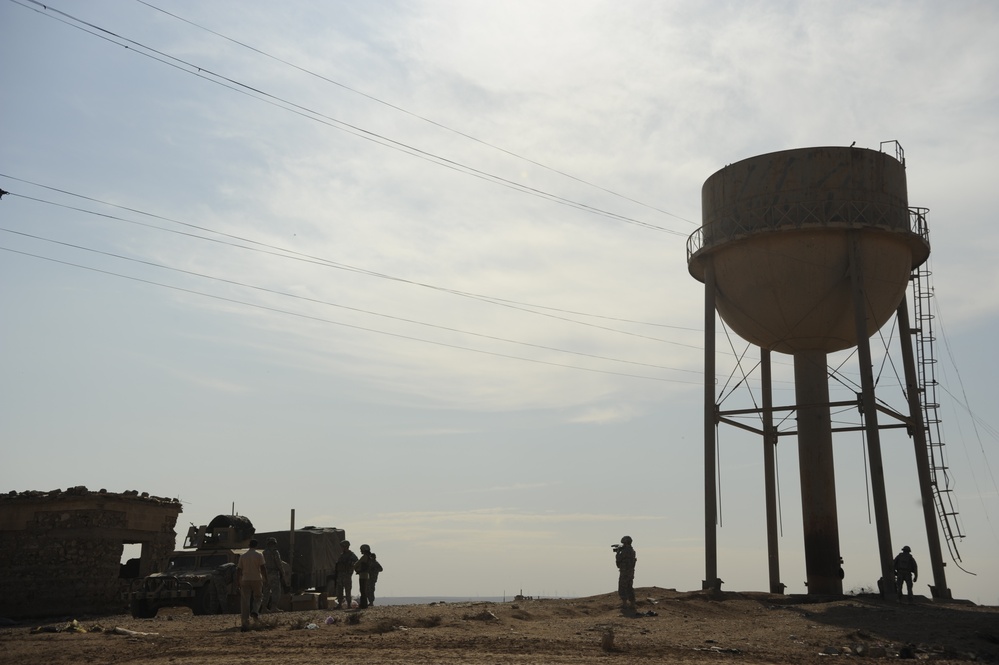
[911,255,963,548]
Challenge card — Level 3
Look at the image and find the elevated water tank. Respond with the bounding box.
[688,146,929,354]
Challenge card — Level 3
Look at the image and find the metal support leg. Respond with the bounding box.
[703,258,719,590]
[849,232,896,600]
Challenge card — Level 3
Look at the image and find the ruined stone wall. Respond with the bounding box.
[0,487,182,619]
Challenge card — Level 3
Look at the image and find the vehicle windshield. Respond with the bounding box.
[168,555,198,570]
[200,554,229,568]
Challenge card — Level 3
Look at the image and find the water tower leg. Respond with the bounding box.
[702,258,719,591]
[762,350,783,594]
[896,297,952,599]
[793,350,842,595]
[849,233,897,601]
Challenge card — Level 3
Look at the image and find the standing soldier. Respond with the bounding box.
[367,551,384,606]
[893,545,918,602]
[354,544,373,609]
[260,537,286,612]
[614,535,637,611]
[333,540,358,609]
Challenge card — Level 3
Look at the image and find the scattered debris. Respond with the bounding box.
[288,617,315,630]
[463,610,498,622]
[30,619,92,634]
[112,627,159,637]
[695,645,741,654]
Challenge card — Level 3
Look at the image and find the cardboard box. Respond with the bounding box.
[291,593,319,611]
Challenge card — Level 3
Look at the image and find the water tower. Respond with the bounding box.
[687,145,949,597]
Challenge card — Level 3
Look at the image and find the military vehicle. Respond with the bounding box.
[125,514,345,618]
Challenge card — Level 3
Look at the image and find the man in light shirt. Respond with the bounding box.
[236,538,268,632]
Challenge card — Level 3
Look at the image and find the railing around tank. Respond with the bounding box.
[687,202,930,262]
[880,139,905,165]
[908,206,930,244]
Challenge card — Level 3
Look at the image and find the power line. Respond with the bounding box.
[11,0,688,236]
[0,225,701,376]
[133,0,697,227]
[0,244,701,385]
[0,175,702,349]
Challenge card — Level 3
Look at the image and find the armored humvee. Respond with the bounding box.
[125,514,345,618]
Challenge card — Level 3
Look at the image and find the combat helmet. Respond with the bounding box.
[902,545,911,552]
[266,536,278,545]
[621,535,633,545]
[360,543,371,553]
[342,540,351,548]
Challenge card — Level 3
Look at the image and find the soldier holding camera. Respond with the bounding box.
[613,535,637,610]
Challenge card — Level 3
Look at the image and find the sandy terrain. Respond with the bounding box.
[2,588,997,664]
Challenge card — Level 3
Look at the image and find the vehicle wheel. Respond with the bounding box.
[130,599,157,619]
[192,586,214,616]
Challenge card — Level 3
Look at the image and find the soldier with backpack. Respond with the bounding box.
[893,545,918,601]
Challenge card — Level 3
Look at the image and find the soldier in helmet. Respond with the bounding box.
[354,544,373,609]
[614,535,637,610]
[260,537,286,612]
[893,545,918,601]
[366,551,384,606]
[333,540,358,609]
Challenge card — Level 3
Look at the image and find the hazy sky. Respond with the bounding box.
[2,1,997,604]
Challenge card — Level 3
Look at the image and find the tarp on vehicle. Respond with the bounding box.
[256,526,345,592]
[206,514,255,543]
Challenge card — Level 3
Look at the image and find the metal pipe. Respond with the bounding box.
[849,232,896,600]
[289,509,296,592]
[794,350,842,595]
[703,257,719,590]
[762,349,783,593]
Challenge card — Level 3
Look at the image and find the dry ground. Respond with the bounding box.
[2,588,997,664]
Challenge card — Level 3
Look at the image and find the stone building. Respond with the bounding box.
[0,486,182,619]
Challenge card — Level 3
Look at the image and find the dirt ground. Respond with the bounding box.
[2,588,997,664]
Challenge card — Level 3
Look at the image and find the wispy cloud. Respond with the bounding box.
[567,404,640,425]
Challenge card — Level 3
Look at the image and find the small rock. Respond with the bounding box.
[601,627,616,652]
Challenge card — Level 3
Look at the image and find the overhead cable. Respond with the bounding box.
[11,0,686,236]
[1,225,701,376]
[0,244,700,385]
[134,0,697,226]
[0,175,702,349]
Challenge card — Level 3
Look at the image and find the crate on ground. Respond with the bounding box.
[291,593,320,611]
